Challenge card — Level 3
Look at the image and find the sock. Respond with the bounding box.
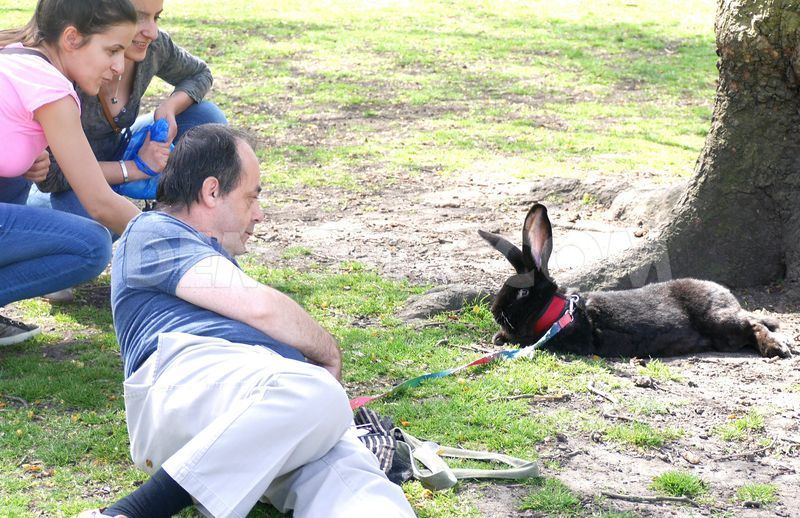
[102,468,193,518]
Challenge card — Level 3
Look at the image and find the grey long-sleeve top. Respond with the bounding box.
[38,30,213,193]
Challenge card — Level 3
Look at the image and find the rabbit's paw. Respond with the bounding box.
[757,327,793,358]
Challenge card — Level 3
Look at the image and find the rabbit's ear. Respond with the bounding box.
[479,229,527,273]
[522,203,553,277]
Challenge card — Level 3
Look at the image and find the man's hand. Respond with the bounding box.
[22,151,50,182]
[312,335,342,381]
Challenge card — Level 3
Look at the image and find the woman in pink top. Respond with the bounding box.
[0,0,140,346]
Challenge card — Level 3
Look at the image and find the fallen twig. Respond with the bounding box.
[540,449,585,461]
[602,412,645,425]
[310,252,341,263]
[601,491,700,508]
[489,393,571,402]
[777,435,800,445]
[713,438,776,461]
[1,394,29,408]
[415,322,447,329]
[451,343,495,354]
[587,382,618,405]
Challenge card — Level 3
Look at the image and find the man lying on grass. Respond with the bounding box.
[79,124,414,518]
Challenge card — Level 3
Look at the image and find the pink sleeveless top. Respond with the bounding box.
[0,43,80,178]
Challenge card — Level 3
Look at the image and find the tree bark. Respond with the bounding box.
[565,0,800,291]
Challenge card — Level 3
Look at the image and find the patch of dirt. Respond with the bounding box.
[41,340,84,361]
[544,353,800,517]
[255,167,675,287]
[253,168,800,516]
[72,284,112,308]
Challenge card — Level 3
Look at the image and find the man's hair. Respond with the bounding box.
[0,0,137,47]
[156,124,257,212]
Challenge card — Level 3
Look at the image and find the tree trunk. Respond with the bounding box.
[566,0,800,291]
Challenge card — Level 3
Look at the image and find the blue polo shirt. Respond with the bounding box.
[111,211,304,378]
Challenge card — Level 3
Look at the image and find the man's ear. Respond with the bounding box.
[199,177,221,207]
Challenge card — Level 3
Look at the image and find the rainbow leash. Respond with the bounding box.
[350,301,576,410]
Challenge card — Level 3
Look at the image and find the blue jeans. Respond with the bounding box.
[0,185,112,306]
[2,176,32,205]
[47,101,228,220]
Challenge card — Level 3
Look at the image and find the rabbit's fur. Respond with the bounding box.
[479,204,792,358]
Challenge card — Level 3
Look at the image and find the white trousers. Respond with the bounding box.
[123,332,415,518]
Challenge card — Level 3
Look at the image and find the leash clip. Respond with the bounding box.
[567,294,580,316]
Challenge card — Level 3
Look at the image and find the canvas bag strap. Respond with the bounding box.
[438,444,540,480]
[396,429,539,491]
[394,432,457,491]
[0,47,52,64]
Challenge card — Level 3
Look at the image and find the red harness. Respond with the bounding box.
[531,294,575,336]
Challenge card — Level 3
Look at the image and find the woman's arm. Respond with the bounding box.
[152,31,213,140]
[39,148,168,191]
[36,97,140,235]
[154,31,213,103]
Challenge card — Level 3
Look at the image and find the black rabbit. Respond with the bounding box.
[479,203,792,358]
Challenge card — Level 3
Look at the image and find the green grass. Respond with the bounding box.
[716,411,765,441]
[734,483,778,505]
[403,481,480,518]
[280,245,313,259]
[0,0,722,515]
[651,471,708,498]
[127,0,715,187]
[0,268,632,515]
[520,478,582,515]
[604,422,683,449]
[625,396,685,416]
[638,359,684,382]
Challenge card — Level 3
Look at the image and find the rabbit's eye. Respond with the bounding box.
[517,289,529,299]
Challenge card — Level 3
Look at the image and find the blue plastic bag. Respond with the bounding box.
[112,118,173,199]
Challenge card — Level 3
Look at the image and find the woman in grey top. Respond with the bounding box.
[34,0,227,215]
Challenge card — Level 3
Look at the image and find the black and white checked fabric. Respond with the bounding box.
[354,407,413,485]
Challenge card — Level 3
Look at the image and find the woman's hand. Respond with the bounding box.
[22,151,51,183]
[136,131,171,174]
[154,91,196,143]
[154,105,178,143]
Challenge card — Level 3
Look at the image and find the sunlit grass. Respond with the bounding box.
[651,470,708,498]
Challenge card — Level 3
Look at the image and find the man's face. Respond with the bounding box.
[215,141,264,256]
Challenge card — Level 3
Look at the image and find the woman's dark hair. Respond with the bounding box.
[157,124,257,212]
[0,0,137,47]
